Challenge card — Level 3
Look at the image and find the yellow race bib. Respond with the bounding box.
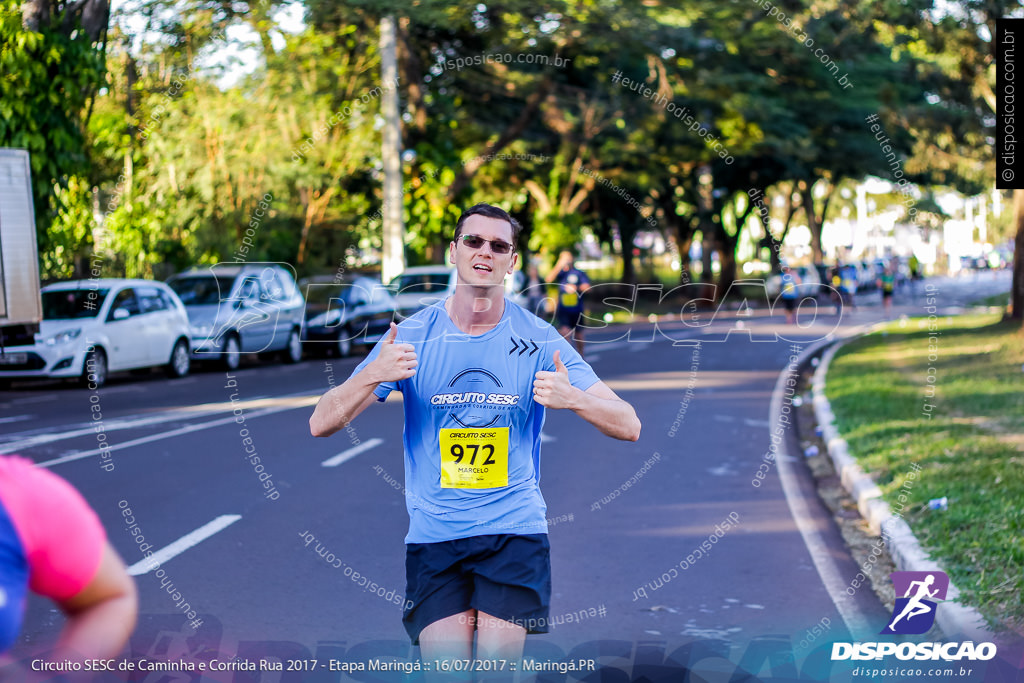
[439,427,509,488]
[560,291,579,307]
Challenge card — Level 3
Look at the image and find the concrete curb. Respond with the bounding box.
[810,330,993,642]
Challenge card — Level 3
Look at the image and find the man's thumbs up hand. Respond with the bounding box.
[553,349,569,375]
[533,349,577,409]
[368,322,418,383]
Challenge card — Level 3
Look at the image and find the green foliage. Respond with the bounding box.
[1,0,107,278]
[12,0,1012,284]
[45,175,94,279]
[827,314,1024,628]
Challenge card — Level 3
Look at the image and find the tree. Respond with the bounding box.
[1,0,109,278]
[896,0,1023,318]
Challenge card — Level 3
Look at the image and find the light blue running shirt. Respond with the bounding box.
[351,298,599,544]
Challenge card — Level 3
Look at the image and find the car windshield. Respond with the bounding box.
[390,273,450,295]
[169,276,236,305]
[42,289,108,320]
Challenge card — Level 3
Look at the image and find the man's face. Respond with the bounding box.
[449,214,518,288]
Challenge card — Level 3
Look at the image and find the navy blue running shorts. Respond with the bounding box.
[555,308,584,330]
[402,533,551,644]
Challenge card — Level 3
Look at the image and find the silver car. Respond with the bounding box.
[167,264,305,370]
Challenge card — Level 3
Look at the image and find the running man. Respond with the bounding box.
[908,253,921,298]
[777,266,801,325]
[888,574,939,631]
[877,264,896,318]
[546,250,591,357]
[309,204,640,677]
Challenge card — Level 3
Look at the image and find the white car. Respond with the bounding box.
[388,265,528,319]
[0,279,192,388]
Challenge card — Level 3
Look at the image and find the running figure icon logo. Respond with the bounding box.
[881,571,949,635]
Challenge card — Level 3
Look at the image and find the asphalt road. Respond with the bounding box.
[3,272,1014,681]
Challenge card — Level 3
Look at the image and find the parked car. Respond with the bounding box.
[301,274,398,357]
[0,279,191,388]
[764,265,822,299]
[167,264,305,371]
[388,266,455,319]
[388,265,528,319]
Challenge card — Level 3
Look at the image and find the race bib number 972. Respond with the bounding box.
[439,427,509,489]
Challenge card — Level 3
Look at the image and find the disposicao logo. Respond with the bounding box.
[831,570,997,664]
[881,571,949,635]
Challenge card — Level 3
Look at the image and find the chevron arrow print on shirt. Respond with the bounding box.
[509,337,540,356]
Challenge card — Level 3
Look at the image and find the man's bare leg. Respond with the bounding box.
[476,611,527,681]
[420,610,475,682]
[559,325,584,358]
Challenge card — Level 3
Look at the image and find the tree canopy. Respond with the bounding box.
[2,0,1019,309]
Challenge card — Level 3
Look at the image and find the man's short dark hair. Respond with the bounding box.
[454,203,522,245]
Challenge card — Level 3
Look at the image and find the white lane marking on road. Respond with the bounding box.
[2,391,318,454]
[743,418,771,428]
[540,432,555,442]
[769,335,875,639]
[97,385,148,395]
[35,397,319,468]
[321,438,384,467]
[11,395,57,404]
[127,515,242,576]
[0,415,33,424]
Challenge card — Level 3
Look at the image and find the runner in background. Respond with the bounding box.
[835,262,858,314]
[522,262,547,318]
[0,456,137,664]
[878,264,896,318]
[908,253,921,298]
[546,251,591,358]
[778,265,801,325]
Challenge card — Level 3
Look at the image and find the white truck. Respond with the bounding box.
[0,149,43,367]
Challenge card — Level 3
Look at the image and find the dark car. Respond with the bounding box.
[301,275,398,357]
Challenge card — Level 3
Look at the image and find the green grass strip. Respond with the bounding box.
[826,312,1024,629]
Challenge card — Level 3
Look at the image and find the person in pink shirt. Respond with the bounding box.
[0,456,137,662]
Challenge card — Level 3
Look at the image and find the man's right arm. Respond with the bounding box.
[309,375,385,438]
[309,322,417,438]
[545,254,569,283]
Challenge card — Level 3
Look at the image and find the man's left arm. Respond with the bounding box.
[533,350,641,442]
[578,270,592,295]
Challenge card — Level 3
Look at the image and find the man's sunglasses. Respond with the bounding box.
[458,234,514,254]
